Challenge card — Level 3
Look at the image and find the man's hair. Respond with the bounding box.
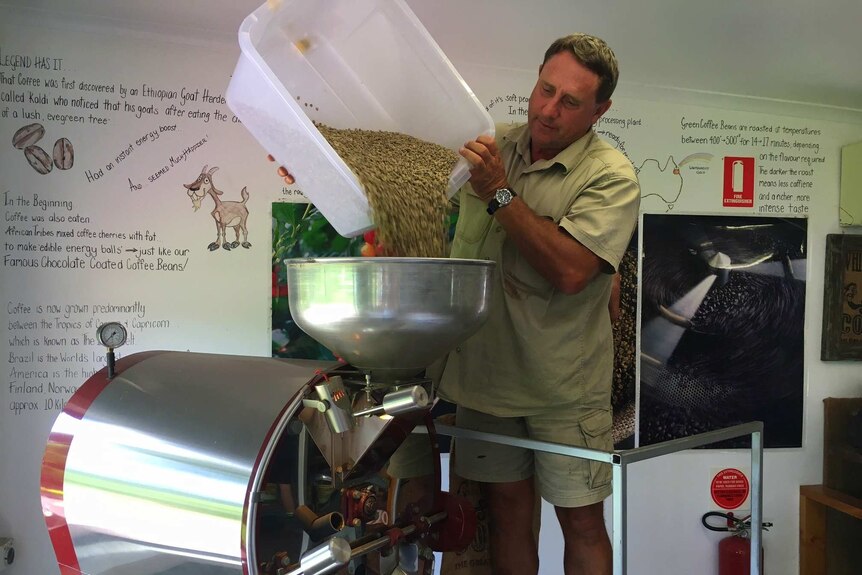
[543,34,619,103]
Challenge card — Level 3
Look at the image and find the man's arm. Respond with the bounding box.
[460,135,606,294]
[492,197,603,294]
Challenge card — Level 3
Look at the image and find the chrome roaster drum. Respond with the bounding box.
[41,351,345,575]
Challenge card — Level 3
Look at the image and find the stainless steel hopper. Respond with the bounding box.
[286,257,495,381]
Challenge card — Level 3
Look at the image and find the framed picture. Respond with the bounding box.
[821,234,862,360]
[638,214,807,448]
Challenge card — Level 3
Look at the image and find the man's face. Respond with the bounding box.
[527,51,612,161]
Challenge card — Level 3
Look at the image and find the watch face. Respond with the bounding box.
[487,188,516,215]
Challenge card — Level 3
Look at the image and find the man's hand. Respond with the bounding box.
[459,135,508,201]
[267,154,296,185]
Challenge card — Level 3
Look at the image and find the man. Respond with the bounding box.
[435,34,639,574]
[270,32,638,574]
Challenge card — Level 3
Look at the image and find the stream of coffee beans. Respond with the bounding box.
[316,123,459,258]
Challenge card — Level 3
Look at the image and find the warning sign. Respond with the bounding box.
[722,156,755,208]
[710,468,750,510]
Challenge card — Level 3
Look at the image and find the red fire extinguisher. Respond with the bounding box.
[702,511,771,575]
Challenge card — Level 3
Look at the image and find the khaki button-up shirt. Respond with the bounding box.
[436,123,640,416]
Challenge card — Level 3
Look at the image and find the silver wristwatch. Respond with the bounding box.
[486,187,516,215]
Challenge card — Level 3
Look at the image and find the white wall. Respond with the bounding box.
[1,4,861,575]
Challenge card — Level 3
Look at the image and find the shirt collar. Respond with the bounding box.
[505,124,597,174]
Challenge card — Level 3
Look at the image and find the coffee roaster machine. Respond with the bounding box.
[40,258,495,575]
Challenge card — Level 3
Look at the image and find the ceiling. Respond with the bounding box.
[4,0,862,117]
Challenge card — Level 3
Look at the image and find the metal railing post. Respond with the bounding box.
[612,457,626,575]
[750,427,764,575]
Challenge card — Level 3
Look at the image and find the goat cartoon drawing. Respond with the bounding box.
[184,165,251,251]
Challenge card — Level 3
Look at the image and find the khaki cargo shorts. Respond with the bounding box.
[386,404,614,508]
[454,405,614,508]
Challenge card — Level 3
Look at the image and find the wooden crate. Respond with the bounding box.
[799,485,862,575]
[800,398,862,575]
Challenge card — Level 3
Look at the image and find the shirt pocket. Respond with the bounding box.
[578,409,613,489]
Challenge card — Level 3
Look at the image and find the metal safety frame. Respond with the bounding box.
[434,421,764,575]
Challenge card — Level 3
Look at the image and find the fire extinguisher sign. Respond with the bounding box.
[722,156,755,208]
[710,468,750,510]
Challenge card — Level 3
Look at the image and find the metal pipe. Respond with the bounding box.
[612,461,627,575]
[433,424,615,463]
[350,511,447,558]
[750,429,764,575]
[383,385,429,415]
[295,505,345,541]
[616,422,763,464]
[353,385,429,418]
[286,537,352,575]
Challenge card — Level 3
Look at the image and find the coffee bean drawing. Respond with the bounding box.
[53,138,74,170]
[24,145,53,175]
[13,124,75,175]
[12,122,45,150]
